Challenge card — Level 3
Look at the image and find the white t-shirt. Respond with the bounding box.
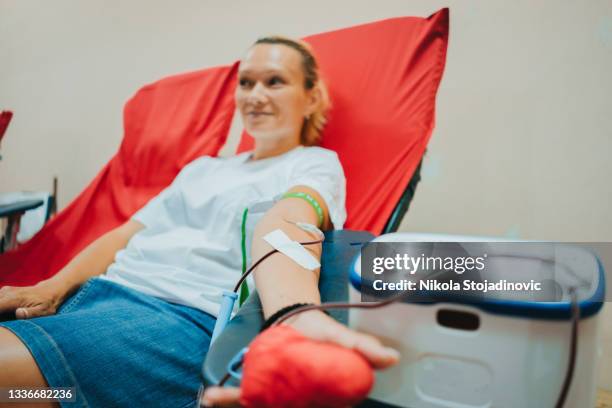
[101,146,347,317]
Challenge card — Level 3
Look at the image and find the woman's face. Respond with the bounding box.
[236,43,316,143]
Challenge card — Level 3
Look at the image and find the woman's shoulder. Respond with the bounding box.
[289,146,345,179]
[184,153,248,170]
[176,155,234,180]
[180,155,216,173]
[294,146,341,163]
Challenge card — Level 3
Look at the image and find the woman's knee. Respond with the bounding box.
[0,327,49,387]
[0,328,58,408]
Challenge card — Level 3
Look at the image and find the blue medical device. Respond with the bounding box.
[211,291,238,343]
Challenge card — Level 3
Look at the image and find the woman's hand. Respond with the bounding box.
[283,310,400,368]
[201,310,399,407]
[0,280,68,319]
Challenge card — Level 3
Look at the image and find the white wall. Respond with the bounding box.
[1,0,611,390]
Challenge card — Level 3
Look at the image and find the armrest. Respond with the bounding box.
[0,199,44,218]
[0,198,45,252]
[201,229,374,386]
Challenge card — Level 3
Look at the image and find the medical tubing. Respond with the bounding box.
[272,264,456,324]
[218,368,235,387]
[554,287,579,408]
[272,289,428,327]
[211,291,238,343]
[232,238,324,293]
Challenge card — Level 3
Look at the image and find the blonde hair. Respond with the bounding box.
[253,36,331,146]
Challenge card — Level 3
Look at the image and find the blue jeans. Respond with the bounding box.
[1,278,216,407]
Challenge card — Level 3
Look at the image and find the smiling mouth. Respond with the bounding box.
[248,112,273,116]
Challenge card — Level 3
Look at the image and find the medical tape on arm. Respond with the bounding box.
[263,229,321,270]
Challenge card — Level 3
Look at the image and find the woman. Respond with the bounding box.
[0,37,399,408]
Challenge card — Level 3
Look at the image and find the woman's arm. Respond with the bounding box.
[0,219,143,319]
[251,185,326,319]
[202,186,399,407]
[46,219,144,296]
[251,185,397,364]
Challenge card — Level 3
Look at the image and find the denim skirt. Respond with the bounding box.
[0,278,216,408]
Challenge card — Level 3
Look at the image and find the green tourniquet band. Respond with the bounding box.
[281,192,324,228]
[239,207,250,306]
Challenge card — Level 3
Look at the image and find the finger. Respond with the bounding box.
[333,329,400,369]
[201,386,241,407]
[352,335,400,369]
[16,305,49,320]
[15,307,29,319]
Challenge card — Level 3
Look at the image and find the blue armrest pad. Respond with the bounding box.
[201,229,374,386]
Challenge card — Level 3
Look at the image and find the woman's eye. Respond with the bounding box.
[239,78,252,87]
[268,76,284,86]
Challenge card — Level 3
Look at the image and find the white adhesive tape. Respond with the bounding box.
[263,229,321,270]
[295,222,324,237]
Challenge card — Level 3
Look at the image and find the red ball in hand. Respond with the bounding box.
[240,325,375,408]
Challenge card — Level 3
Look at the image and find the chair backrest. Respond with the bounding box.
[1,9,449,286]
[383,159,423,233]
[238,9,449,235]
[0,65,238,286]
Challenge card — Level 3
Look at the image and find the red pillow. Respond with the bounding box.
[237,9,449,234]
